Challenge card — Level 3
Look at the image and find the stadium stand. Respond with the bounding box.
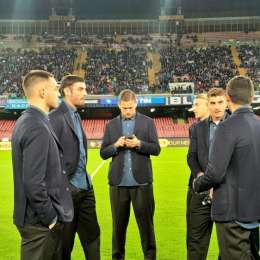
[0,39,259,97]
[158,45,238,93]
[0,47,77,96]
[0,120,15,139]
[84,47,149,95]
[238,44,260,85]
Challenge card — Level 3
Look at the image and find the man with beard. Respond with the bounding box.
[49,75,100,260]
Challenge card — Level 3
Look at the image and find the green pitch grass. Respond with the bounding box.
[0,148,219,260]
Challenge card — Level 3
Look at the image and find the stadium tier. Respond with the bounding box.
[0,42,260,97]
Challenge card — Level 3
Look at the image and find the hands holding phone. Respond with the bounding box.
[114,135,141,149]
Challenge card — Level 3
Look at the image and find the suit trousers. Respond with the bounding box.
[17,222,64,260]
[110,185,156,260]
[186,187,215,260]
[62,184,100,260]
[216,222,260,260]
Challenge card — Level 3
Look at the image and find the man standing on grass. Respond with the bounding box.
[194,76,260,260]
[100,89,160,260]
[187,88,227,260]
[49,75,100,260]
[12,70,73,260]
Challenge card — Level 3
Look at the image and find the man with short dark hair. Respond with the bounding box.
[49,74,100,260]
[100,89,161,260]
[187,88,227,260]
[194,76,260,260]
[12,70,74,260]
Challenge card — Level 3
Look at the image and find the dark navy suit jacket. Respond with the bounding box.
[12,107,73,227]
[100,112,161,185]
[194,108,260,222]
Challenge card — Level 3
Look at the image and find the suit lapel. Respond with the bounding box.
[60,102,78,138]
[64,111,78,137]
[133,113,141,136]
[115,115,123,137]
[61,101,88,159]
[203,119,209,151]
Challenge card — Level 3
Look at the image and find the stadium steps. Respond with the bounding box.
[73,49,87,78]
[147,52,161,86]
[231,46,247,76]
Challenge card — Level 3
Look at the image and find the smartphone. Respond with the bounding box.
[125,135,134,139]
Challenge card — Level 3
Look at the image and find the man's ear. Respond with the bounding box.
[39,86,46,99]
[63,87,71,97]
[226,94,232,103]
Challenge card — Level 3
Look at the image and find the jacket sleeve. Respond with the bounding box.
[136,119,161,156]
[100,123,118,160]
[187,124,203,178]
[22,125,57,226]
[194,123,234,192]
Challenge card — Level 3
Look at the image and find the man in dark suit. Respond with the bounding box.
[11,70,73,260]
[49,75,100,260]
[194,75,260,260]
[187,88,227,260]
[100,89,161,260]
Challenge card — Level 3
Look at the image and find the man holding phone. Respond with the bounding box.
[100,89,161,260]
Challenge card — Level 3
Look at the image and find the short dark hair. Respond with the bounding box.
[59,74,85,96]
[226,75,254,105]
[118,89,136,103]
[22,70,53,96]
[207,88,226,98]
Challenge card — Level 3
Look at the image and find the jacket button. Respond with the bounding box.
[62,170,66,174]
[66,187,70,191]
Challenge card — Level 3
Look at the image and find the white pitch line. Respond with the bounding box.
[90,160,107,180]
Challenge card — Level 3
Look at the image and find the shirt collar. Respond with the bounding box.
[29,105,49,118]
[208,112,228,124]
[63,100,77,114]
[121,114,136,121]
[235,105,252,113]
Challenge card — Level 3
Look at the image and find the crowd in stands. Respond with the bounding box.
[158,46,238,93]
[238,45,260,85]
[1,41,260,97]
[84,47,149,94]
[0,47,77,96]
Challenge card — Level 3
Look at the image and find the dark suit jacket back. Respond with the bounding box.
[100,113,161,185]
[194,108,260,222]
[12,107,73,227]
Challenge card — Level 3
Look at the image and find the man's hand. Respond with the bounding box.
[193,172,204,191]
[196,172,204,177]
[114,136,126,148]
[125,135,141,148]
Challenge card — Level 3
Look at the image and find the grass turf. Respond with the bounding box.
[0,147,219,259]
